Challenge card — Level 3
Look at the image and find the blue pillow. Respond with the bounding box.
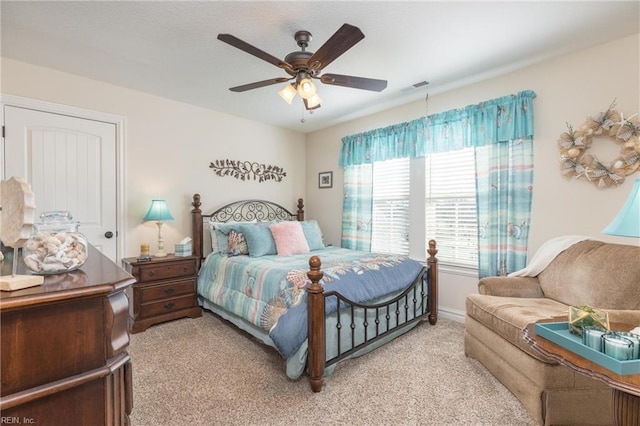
[215,229,229,254]
[301,220,324,251]
[239,223,277,257]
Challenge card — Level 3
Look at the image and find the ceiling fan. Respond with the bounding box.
[217,23,387,111]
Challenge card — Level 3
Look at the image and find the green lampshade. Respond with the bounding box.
[602,178,640,238]
[143,200,174,222]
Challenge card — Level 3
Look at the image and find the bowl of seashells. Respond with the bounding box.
[22,211,88,274]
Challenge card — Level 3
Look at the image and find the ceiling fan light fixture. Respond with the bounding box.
[297,78,316,99]
[278,83,297,104]
[305,93,322,110]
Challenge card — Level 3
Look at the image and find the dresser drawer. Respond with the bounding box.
[138,278,195,303]
[139,294,195,318]
[138,260,196,282]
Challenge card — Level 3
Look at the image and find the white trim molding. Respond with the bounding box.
[439,306,465,323]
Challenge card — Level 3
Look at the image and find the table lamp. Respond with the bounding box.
[602,178,640,238]
[143,200,174,257]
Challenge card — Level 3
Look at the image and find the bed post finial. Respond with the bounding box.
[427,239,438,325]
[192,194,201,212]
[297,198,305,221]
[306,255,324,392]
[192,194,203,268]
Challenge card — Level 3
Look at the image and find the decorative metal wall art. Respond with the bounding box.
[209,159,287,183]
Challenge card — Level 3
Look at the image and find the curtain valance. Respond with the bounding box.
[339,90,536,167]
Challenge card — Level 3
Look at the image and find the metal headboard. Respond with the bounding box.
[207,199,301,223]
[191,194,304,264]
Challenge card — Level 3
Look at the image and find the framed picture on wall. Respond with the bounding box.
[318,171,333,189]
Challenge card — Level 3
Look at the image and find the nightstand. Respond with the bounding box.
[122,254,202,333]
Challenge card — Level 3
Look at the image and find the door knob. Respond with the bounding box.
[104,231,114,239]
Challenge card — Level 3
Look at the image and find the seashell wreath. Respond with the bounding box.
[558,101,640,188]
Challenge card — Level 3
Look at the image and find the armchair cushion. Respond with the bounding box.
[466,294,567,362]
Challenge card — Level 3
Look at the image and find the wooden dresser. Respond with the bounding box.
[122,254,201,333]
[0,244,135,426]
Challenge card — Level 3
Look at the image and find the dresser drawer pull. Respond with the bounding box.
[149,270,155,277]
[164,302,175,310]
[163,288,176,295]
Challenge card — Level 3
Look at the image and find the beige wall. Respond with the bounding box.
[1,58,306,259]
[306,34,640,318]
[2,34,638,319]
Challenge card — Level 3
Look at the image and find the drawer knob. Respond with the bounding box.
[149,270,155,277]
[164,288,175,295]
[164,302,175,310]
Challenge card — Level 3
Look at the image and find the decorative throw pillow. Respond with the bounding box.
[212,221,256,254]
[269,221,310,256]
[240,222,277,257]
[300,220,325,251]
[227,230,249,256]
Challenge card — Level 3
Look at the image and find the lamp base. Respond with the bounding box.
[153,251,168,258]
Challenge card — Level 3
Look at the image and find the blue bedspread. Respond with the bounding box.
[197,246,424,358]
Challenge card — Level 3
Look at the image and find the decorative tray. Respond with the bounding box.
[535,322,640,376]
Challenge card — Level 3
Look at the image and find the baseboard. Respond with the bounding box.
[438,306,465,323]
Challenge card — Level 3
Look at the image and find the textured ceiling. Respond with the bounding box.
[2,1,638,133]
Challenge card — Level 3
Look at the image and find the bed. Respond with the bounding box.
[191,194,438,392]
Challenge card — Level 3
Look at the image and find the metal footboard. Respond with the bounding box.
[324,267,432,368]
[306,240,438,392]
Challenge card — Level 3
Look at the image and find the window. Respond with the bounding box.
[425,148,478,268]
[371,158,410,255]
[366,150,478,268]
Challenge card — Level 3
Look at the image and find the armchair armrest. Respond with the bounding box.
[478,276,544,298]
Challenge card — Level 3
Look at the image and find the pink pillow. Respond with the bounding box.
[269,221,310,256]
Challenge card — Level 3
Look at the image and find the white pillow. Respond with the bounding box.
[208,221,220,253]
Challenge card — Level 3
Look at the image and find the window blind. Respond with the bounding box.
[371,158,410,255]
[425,148,478,267]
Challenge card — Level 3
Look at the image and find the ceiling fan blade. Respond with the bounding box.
[320,74,387,92]
[307,24,364,71]
[218,33,294,73]
[229,77,291,92]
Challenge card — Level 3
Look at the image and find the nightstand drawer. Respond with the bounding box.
[140,294,195,318]
[138,261,196,282]
[139,278,195,303]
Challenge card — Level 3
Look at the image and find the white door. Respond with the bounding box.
[3,105,118,260]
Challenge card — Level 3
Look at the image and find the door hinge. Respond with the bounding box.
[2,126,4,138]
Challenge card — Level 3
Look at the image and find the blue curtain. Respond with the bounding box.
[340,90,536,276]
[475,138,534,277]
[340,120,426,166]
[341,164,373,250]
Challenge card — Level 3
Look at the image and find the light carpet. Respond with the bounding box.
[129,312,536,425]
